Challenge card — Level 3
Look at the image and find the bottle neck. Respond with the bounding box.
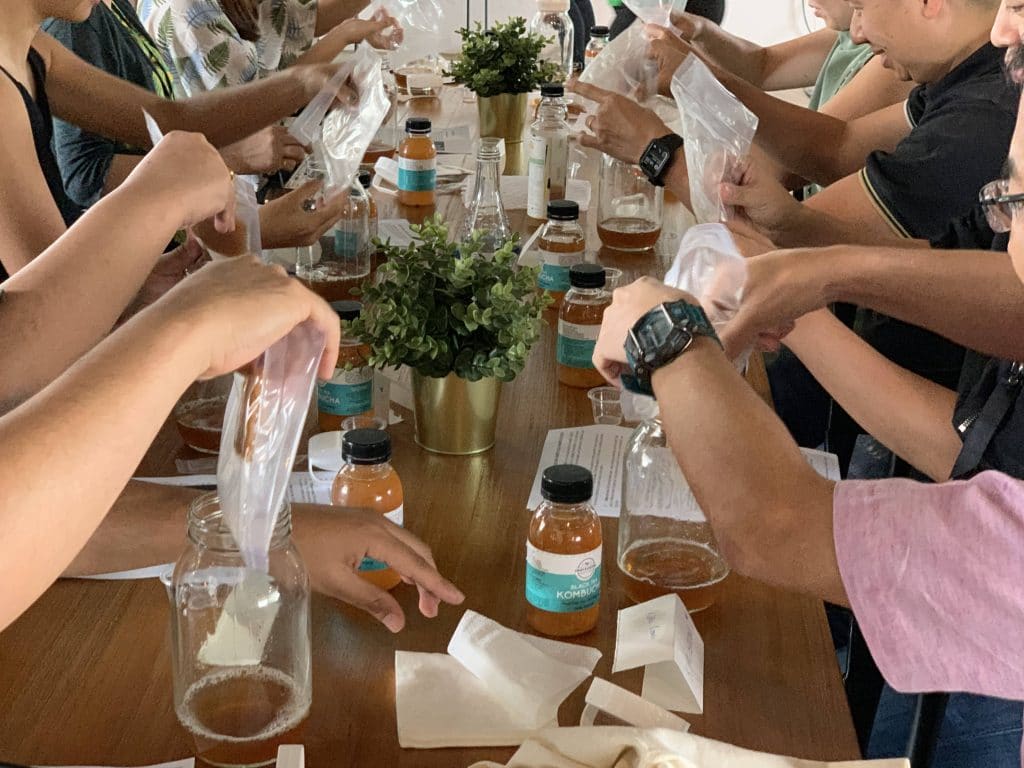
[537,98,567,124]
[473,154,502,192]
[544,219,582,237]
[341,461,393,479]
[187,492,292,551]
[568,285,606,297]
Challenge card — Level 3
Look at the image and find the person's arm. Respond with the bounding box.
[35,32,342,151]
[781,310,961,481]
[817,55,915,122]
[66,480,464,633]
[295,16,394,66]
[314,0,372,35]
[592,277,846,605]
[0,132,236,408]
[0,254,342,632]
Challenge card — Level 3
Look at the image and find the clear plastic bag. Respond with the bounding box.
[372,0,441,34]
[289,64,354,147]
[577,22,659,104]
[321,44,391,195]
[623,0,688,26]
[670,55,758,224]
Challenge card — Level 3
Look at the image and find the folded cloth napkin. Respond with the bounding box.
[467,727,911,768]
[395,611,602,748]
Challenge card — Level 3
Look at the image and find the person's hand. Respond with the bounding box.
[719,247,836,358]
[668,10,710,42]
[336,8,403,50]
[221,126,309,175]
[292,62,358,106]
[646,25,692,96]
[291,505,465,632]
[719,155,803,239]
[571,81,671,165]
[259,181,350,249]
[126,131,236,234]
[592,277,700,385]
[136,236,209,309]
[155,255,340,380]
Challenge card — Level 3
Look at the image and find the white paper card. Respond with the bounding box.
[802,447,841,481]
[377,218,416,248]
[527,426,633,518]
[275,745,304,768]
[134,472,332,505]
[613,595,704,714]
[579,678,690,732]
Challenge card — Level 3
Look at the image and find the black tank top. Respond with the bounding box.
[0,48,82,280]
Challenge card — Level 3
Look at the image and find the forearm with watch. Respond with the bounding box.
[621,299,846,605]
[639,133,692,209]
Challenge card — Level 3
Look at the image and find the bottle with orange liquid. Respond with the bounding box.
[317,301,374,433]
[331,429,404,590]
[397,118,436,207]
[557,264,611,388]
[526,464,602,637]
[537,200,585,308]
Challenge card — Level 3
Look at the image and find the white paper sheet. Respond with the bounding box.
[134,472,332,505]
[527,426,634,518]
[377,218,416,248]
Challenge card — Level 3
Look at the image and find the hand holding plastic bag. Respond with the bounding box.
[670,55,758,224]
[623,0,689,26]
[577,23,659,105]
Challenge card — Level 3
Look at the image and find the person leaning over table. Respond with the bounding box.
[0,0,363,281]
[0,129,464,636]
[139,0,400,98]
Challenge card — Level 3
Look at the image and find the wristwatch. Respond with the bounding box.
[621,300,721,398]
[639,133,684,187]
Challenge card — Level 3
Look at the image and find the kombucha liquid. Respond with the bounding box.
[397,133,436,207]
[178,666,309,768]
[537,235,584,308]
[597,217,662,252]
[175,395,229,454]
[317,340,373,432]
[526,502,603,637]
[331,464,404,590]
[618,538,729,613]
[296,261,366,303]
[557,295,610,389]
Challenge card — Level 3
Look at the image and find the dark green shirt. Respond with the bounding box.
[43,0,174,210]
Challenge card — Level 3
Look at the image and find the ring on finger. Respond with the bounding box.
[302,198,318,213]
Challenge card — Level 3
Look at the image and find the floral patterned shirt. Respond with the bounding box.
[138,0,318,97]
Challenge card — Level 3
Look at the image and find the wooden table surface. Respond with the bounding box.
[0,87,858,767]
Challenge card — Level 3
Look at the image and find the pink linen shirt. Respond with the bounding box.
[834,470,1024,763]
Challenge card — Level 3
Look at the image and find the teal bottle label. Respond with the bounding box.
[333,227,361,257]
[398,157,436,192]
[525,542,602,613]
[359,505,404,572]
[557,320,599,369]
[317,366,373,416]
[539,263,571,292]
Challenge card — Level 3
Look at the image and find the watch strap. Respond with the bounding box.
[641,133,684,187]
[623,300,720,397]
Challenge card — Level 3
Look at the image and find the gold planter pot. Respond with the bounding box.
[411,372,503,455]
[477,92,528,146]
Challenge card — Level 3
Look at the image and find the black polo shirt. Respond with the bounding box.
[860,43,1016,243]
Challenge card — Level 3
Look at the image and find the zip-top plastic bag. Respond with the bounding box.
[321,44,391,196]
[289,64,354,146]
[624,0,688,25]
[670,55,758,224]
[577,22,659,104]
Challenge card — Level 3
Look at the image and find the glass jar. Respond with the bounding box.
[618,418,730,613]
[165,493,311,767]
[296,180,371,303]
[597,154,664,252]
[174,374,233,454]
[460,138,512,254]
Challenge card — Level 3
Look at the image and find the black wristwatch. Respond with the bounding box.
[639,133,684,187]
[621,300,721,398]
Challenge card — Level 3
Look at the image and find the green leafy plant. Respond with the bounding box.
[349,217,551,382]
[447,17,562,98]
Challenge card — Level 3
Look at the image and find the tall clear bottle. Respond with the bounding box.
[529,0,575,82]
[619,417,730,613]
[584,25,610,69]
[527,83,570,221]
[460,138,511,254]
[536,199,585,307]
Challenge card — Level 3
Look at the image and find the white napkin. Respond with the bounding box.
[467,727,911,768]
[461,177,592,212]
[395,611,602,748]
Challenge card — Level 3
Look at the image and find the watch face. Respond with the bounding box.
[641,142,671,178]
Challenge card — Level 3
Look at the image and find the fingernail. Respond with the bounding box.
[383,613,403,633]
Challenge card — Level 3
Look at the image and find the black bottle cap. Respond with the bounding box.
[357,169,372,189]
[590,25,610,36]
[541,464,593,504]
[406,117,432,133]
[540,83,565,98]
[342,428,391,465]
[569,263,607,289]
[547,199,579,220]
[331,300,362,321]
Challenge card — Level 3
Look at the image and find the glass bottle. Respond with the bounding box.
[536,199,585,308]
[619,417,730,613]
[527,83,570,222]
[526,464,602,637]
[597,153,664,252]
[364,51,399,164]
[317,301,374,432]
[165,493,311,767]
[296,179,371,302]
[529,0,575,82]
[397,117,437,207]
[358,169,378,242]
[584,25,610,69]
[460,137,511,254]
[331,429,404,591]
[557,263,611,388]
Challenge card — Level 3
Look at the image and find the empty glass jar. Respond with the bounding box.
[618,417,729,613]
[164,493,311,767]
[597,154,664,252]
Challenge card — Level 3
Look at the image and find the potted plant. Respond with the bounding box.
[448,17,561,150]
[350,217,550,455]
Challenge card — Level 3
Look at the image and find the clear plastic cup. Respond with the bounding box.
[588,386,623,425]
[341,415,388,432]
[602,267,624,290]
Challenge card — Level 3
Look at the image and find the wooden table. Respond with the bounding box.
[0,88,858,767]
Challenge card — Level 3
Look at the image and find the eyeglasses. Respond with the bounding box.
[978,179,1024,233]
